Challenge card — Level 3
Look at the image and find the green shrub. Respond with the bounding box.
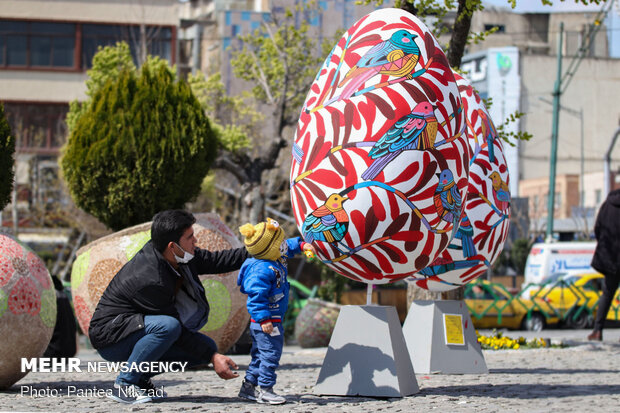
[61,64,217,230]
[0,103,15,210]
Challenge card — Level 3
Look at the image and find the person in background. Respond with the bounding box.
[236,218,315,405]
[587,189,620,342]
[43,275,77,359]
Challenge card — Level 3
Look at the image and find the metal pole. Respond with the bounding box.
[546,22,564,242]
[580,108,584,209]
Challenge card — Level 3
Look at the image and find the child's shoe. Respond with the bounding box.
[238,379,259,401]
[257,386,286,405]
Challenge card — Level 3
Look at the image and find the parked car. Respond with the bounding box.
[531,272,620,329]
[464,280,559,332]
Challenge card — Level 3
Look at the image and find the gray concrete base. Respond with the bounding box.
[314,305,419,397]
[403,300,488,374]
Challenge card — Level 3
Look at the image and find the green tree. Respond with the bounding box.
[61,44,217,230]
[190,3,332,225]
[0,103,15,210]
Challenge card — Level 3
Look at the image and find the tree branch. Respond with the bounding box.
[247,47,276,105]
[259,137,287,171]
[214,153,249,183]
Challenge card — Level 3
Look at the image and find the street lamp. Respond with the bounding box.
[546,22,563,242]
[538,97,584,208]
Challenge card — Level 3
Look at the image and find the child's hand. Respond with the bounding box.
[302,243,317,260]
[261,322,274,334]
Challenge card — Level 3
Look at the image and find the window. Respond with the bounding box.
[484,24,505,33]
[1,20,173,70]
[4,103,69,154]
[0,20,75,68]
[82,24,172,68]
[595,189,602,204]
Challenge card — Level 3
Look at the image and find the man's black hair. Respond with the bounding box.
[151,210,196,252]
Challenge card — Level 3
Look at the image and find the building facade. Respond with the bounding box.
[0,0,178,225]
[459,2,620,237]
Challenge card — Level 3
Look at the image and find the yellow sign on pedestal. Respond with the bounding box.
[443,313,465,345]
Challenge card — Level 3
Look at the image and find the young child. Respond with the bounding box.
[237,218,315,405]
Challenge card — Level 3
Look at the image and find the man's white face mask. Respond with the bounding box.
[173,242,194,264]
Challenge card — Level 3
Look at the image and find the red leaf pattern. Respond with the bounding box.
[410,72,510,291]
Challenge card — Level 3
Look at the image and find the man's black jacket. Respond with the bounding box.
[591,189,620,279]
[88,240,249,360]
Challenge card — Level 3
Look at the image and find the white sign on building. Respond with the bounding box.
[461,47,521,197]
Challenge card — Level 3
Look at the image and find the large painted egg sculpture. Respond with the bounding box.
[0,234,56,389]
[409,71,511,291]
[290,8,468,284]
[70,213,249,353]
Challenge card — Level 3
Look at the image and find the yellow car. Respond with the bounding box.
[531,272,620,328]
[464,281,559,332]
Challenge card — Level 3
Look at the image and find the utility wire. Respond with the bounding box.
[560,0,616,94]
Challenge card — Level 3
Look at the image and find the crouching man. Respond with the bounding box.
[89,210,248,404]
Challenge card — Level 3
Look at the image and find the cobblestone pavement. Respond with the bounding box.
[2,329,619,412]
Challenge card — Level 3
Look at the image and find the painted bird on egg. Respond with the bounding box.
[337,29,420,99]
[302,193,350,255]
[433,169,462,230]
[361,102,438,181]
[309,26,433,113]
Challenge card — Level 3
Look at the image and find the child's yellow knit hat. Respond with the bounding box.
[239,217,285,261]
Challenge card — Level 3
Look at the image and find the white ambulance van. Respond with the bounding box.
[523,241,596,286]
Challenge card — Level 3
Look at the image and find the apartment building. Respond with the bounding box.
[0,0,178,223]
[178,0,376,92]
[458,2,620,237]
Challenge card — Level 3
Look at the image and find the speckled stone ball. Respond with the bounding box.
[70,213,249,353]
[0,233,56,389]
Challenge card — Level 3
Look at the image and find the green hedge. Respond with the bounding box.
[61,65,217,230]
[0,103,15,210]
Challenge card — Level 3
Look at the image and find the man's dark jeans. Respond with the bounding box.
[593,274,620,332]
[97,315,216,385]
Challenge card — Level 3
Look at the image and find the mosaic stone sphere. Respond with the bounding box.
[290,8,468,284]
[0,233,56,389]
[294,299,341,348]
[70,213,249,353]
[410,72,511,291]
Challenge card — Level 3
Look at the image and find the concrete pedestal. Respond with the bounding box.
[314,305,419,397]
[402,300,487,374]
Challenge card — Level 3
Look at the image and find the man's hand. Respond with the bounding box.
[261,321,274,334]
[211,352,239,380]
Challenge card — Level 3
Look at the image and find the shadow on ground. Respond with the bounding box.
[490,367,620,375]
[422,383,620,398]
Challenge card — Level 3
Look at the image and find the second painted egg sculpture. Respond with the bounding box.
[410,71,511,291]
[290,8,469,284]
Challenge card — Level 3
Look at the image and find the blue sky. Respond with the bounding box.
[483,0,604,13]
